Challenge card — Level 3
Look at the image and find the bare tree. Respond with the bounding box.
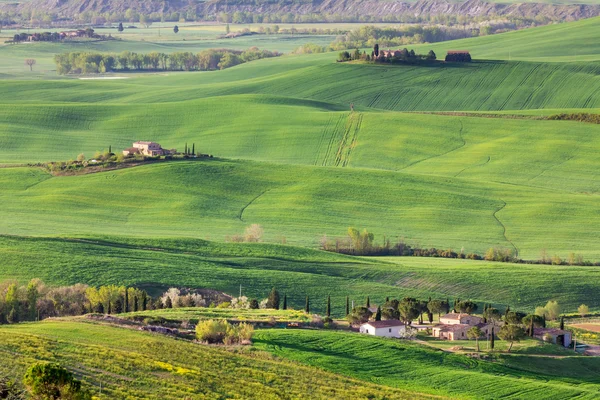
[25,59,36,71]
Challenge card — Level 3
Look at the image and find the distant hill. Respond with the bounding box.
[6,0,600,22]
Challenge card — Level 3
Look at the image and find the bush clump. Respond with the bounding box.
[195,319,254,345]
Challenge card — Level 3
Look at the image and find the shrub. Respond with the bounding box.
[195,319,253,345]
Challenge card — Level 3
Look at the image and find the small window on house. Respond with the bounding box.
[462,332,465,337]
[389,328,392,333]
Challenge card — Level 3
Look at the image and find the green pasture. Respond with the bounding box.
[413,16,600,62]
[0,319,427,399]
[0,235,599,312]
[254,329,600,399]
[1,159,600,259]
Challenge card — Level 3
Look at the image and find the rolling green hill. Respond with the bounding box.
[0,319,432,399]
[413,16,600,62]
[255,329,600,399]
[1,234,599,312]
[2,159,600,259]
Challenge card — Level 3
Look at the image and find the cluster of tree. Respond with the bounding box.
[9,28,105,43]
[320,228,482,259]
[0,279,153,324]
[54,47,281,75]
[195,319,254,344]
[445,52,472,62]
[321,227,596,266]
[548,113,600,124]
[347,297,481,326]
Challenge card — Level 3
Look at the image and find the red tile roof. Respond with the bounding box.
[363,320,404,328]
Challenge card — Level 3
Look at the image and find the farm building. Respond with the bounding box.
[432,322,492,341]
[439,313,483,326]
[123,141,174,157]
[359,320,408,338]
[534,328,572,347]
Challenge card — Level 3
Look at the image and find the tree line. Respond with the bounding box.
[338,46,437,64]
[53,47,281,75]
[0,279,154,324]
[321,227,596,266]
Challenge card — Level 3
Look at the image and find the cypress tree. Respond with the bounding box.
[107,300,111,315]
[192,143,195,155]
[542,314,546,327]
[114,298,123,314]
[109,145,112,154]
[445,298,450,313]
[124,288,129,313]
[385,296,389,302]
[118,22,124,32]
[133,296,138,312]
[142,292,147,311]
[165,296,172,309]
[490,327,495,350]
[267,287,280,310]
[366,296,370,308]
[305,296,310,313]
[282,294,287,310]
[345,296,350,316]
[560,315,564,330]
[529,316,534,337]
[375,306,382,321]
[326,295,331,317]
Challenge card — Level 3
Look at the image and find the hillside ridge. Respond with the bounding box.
[7,0,600,21]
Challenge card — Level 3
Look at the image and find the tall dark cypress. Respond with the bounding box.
[124,288,129,313]
[282,294,287,310]
[107,300,111,315]
[305,296,310,313]
[134,295,138,312]
[345,296,350,316]
[490,327,495,350]
[192,143,195,155]
[142,292,147,311]
[375,306,382,321]
[326,295,331,317]
[366,296,370,308]
[529,316,534,337]
[560,316,564,330]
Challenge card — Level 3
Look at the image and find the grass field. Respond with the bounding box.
[0,319,432,399]
[413,16,600,62]
[254,329,600,399]
[2,158,600,259]
[1,235,599,313]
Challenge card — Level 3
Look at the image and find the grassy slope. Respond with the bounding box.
[413,16,600,62]
[4,56,600,111]
[3,98,600,194]
[254,329,600,399]
[0,319,430,399]
[2,159,600,258]
[1,235,600,312]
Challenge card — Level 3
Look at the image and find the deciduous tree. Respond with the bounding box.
[498,325,525,352]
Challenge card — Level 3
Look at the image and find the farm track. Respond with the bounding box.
[493,200,519,256]
[334,113,363,167]
[400,119,466,171]
[321,114,347,167]
[238,190,269,222]
[454,156,491,178]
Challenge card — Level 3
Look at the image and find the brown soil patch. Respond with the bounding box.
[572,323,600,333]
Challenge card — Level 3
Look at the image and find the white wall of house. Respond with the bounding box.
[360,324,406,338]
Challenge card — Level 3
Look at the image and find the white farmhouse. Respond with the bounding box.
[359,320,407,338]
